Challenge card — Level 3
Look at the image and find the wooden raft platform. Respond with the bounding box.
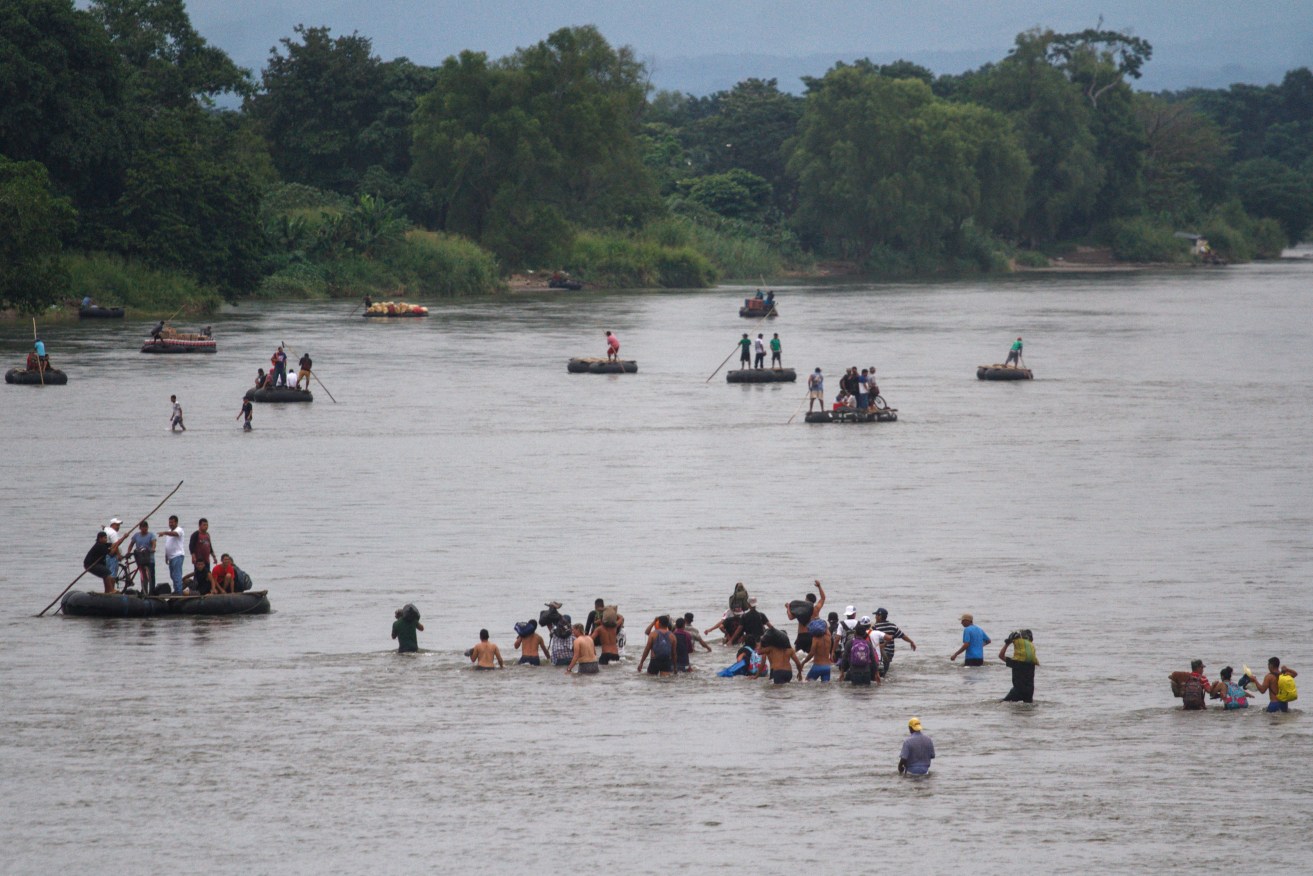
[977,364,1033,380]
[567,357,637,374]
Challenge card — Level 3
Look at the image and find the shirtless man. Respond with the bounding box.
[566,624,600,675]
[799,621,834,682]
[592,608,625,664]
[514,625,551,666]
[785,580,826,654]
[761,636,804,685]
[469,629,504,669]
[1252,657,1298,713]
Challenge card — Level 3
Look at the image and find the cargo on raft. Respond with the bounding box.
[141,328,215,354]
[244,386,313,403]
[60,589,271,617]
[363,301,428,318]
[567,357,637,374]
[6,368,68,385]
[727,368,796,383]
[977,364,1033,380]
[805,407,898,423]
[738,296,778,318]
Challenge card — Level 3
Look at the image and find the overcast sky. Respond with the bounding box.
[182,0,1312,93]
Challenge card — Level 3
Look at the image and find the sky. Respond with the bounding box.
[180,0,1313,93]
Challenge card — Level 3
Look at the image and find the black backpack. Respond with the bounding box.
[788,599,814,623]
[761,628,790,650]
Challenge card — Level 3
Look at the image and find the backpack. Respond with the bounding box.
[729,592,750,613]
[761,628,790,650]
[539,606,562,628]
[652,631,672,660]
[1221,681,1249,710]
[602,605,619,628]
[788,599,814,624]
[1182,675,1205,710]
[514,620,537,638]
[233,566,254,593]
[1277,673,1298,703]
[849,636,873,668]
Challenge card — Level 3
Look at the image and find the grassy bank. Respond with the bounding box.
[66,253,224,316]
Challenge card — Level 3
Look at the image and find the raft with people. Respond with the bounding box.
[362,301,428,318]
[977,365,1033,380]
[567,357,638,374]
[6,367,68,385]
[244,386,313,403]
[60,589,271,618]
[78,305,124,319]
[805,407,898,423]
[141,327,216,354]
[739,294,777,318]
[727,368,796,383]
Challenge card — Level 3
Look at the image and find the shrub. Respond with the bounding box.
[65,252,223,314]
[1107,218,1192,263]
[387,231,503,297]
[1014,250,1050,268]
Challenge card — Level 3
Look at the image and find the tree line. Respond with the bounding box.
[3,1,1310,314]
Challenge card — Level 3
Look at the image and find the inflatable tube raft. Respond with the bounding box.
[977,365,1033,380]
[61,590,271,617]
[244,386,313,403]
[78,306,124,319]
[6,368,68,385]
[141,338,216,354]
[727,368,796,383]
[567,358,638,374]
[805,409,898,423]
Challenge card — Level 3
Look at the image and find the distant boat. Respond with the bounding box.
[141,330,216,354]
[78,305,124,319]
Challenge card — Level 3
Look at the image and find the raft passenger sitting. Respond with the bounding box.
[833,391,853,412]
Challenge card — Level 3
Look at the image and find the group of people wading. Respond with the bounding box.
[82,515,251,597]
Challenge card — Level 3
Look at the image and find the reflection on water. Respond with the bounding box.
[2,262,1311,872]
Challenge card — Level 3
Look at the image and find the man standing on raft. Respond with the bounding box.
[605,331,620,363]
[1006,336,1023,367]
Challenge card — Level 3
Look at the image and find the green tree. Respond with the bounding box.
[0,0,127,209]
[681,168,772,219]
[89,0,250,108]
[787,65,1029,261]
[412,26,661,266]
[1231,158,1313,244]
[247,26,405,193]
[0,155,75,313]
[689,78,803,208]
[1134,94,1227,219]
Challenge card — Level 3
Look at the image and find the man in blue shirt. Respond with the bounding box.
[899,717,935,775]
[950,613,991,667]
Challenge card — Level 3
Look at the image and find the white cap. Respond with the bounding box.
[844,605,856,616]
[109,518,123,525]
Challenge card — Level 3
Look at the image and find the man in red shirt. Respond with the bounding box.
[210,553,237,594]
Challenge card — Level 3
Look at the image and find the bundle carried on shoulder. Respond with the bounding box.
[789,599,814,624]
[761,628,791,650]
[807,618,827,637]
[401,603,421,624]
[601,605,619,628]
[514,619,538,638]
[728,584,750,613]
[1278,673,1298,703]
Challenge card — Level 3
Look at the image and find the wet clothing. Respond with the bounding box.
[770,669,792,684]
[806,666,831,682]
[900,732,935,775]
[576,661,599,675]
[961,624,990,661]
[518,656,541,666]
[1002,657,1036,702]
[392,618,421,652]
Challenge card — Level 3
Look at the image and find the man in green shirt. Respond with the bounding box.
[392,604,424,653]
[770,333,782,368]
[738,333,752,368]
[1006,336,1023,367]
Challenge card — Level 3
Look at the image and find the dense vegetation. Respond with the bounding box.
[2,2,1310,314]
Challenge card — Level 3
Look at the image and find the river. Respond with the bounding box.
[2,258,1311,873]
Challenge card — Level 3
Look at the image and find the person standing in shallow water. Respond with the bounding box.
[950,613,991,667]
[470,629,504,669]
[899,717,935,775]
[998,630,1038,703]
[392,605,424,652]
[237,397,253,431]
[170,395,185,432]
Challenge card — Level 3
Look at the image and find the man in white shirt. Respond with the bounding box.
[103,518,124,579]
[157,515,187,594]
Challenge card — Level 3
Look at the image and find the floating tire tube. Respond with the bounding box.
[804,410,898,423]
[61,590,271,617]
[6,368,68,385]
[977,365,1033,380]
[244,387,313,403]
[726,368,796,383]
[567,358,637,374]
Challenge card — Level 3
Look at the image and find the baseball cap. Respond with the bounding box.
[875,607,888,617]
[908,717,923,731]
[960,613,973,623]
[859,615,872,626]
[109,517,123,525]
[844,605,856,617]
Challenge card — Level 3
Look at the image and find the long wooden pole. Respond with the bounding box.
[786,392,810,424]
[32,318,44,387]
[37,481,183,616]
[283,341,337,402]
[706,345,740,383]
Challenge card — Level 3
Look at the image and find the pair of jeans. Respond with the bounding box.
[168,555,185,593]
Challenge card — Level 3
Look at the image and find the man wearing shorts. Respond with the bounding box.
[83,531,116,594]
[808,368,824,412]
[801,622,833,682]
[470,630,504,669]
[566,624,600,675]
[637,615,678,677]
[761,636,803,684]
[1253,657,1298,713]
[605,331,620,362]
[770,334,782,368]
[592,609,624,664]
[738,333,752,368]
[1006,336,1023,367]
